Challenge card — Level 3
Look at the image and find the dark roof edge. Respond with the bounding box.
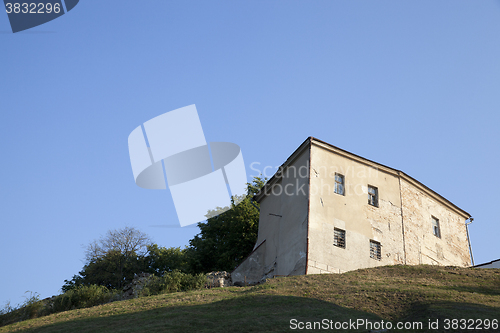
[473,258,500,268]
[254,137,312,203]
[253,136,471,219]
[311,137,471,219]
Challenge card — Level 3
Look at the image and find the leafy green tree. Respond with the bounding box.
[63,227,152,291]
[80,250,145,289]
[63,177,266,291]
[143,245,189,275]
[187,176,266,273]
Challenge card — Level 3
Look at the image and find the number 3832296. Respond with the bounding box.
[5,3,61,14]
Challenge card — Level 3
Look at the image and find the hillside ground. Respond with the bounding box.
[1,265,499,333]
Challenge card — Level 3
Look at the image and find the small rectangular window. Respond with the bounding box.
[334,228,346,248]
[368,185,378,207]
[370,240,381,260]
[334,173,345,195]
[432,216,441,238]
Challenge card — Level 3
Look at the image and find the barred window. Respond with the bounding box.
[334,173,345,195]
[368,185,378,207]
[370,240,381,260]
[334,228,346,248]
[432,216,441,238]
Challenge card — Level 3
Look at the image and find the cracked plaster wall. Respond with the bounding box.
[400,179,470,267]
[233,139,471,283]
[232,146,309,284]
[308,143,405,274]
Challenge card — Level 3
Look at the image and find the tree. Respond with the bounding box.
[63,227,153,290]
[187,176,266,273]
[62,177,267,291]
[143,245,189,275]
[85,227,151,261]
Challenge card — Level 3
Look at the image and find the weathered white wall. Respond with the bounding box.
[231,241,267,285]
[400,179,470,267]
[233,137,471,283]
[308,142,405,274]
[232,145,310,283]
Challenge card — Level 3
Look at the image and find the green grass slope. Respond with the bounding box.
[1,265,499,333]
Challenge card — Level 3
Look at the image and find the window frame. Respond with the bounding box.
[370,240,381,260]
[431,216,441,238]
[367,185,379,207]
[333,228,346,248]
[334,173,345,196]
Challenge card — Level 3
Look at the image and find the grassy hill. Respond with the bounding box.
[1,265,499,333]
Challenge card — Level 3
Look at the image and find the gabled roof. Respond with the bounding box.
[254,137,471,220]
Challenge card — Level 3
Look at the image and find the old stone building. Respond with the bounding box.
[232,137,472,284]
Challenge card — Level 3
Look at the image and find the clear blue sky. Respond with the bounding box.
[1,1,499,307]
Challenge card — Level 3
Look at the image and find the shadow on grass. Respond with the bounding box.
[4,295,381,333]
[398,301,499,332]
[4,295,499,333]
[440,285,500,296]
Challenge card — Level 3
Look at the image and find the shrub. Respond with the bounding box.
[139,271,206,297]
[20,292,44,320]
[50,285,120,313]
[0,292,44,327]
[1,272,204,327]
